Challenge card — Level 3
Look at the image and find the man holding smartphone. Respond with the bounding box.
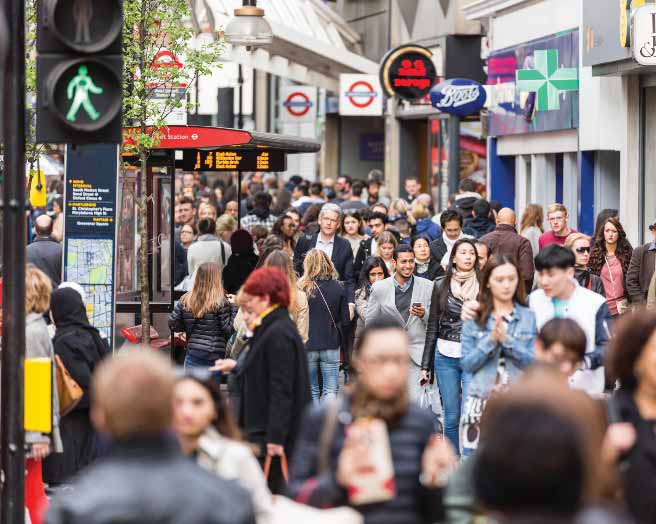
[364,244,434,403]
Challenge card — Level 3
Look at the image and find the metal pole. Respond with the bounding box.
[237,65,244,130]
[237,171,242,225]
[1,0,26,519]
[447,114,461,197]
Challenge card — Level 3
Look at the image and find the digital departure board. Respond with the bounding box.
[181,149,286,172]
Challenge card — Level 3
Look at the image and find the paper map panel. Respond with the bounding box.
[66,238,114,339]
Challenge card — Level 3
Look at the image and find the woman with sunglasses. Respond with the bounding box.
[173,370,273,523]
[565,233,605,296]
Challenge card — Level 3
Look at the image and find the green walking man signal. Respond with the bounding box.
[66,65,103,122]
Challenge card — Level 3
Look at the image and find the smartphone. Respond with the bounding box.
[412,302,422,308]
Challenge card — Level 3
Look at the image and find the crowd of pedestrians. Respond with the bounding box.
[27,168,656,524]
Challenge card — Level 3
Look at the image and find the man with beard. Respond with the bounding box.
[289,315,454,524]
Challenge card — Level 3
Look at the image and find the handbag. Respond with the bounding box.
[54,354,83,416]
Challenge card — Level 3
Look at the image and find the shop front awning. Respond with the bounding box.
[198,0,379,91]
[124,125,321,152]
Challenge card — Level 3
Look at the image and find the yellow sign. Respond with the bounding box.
[182,149,286,172]
[25,358,52,433]
[28,169,47,208]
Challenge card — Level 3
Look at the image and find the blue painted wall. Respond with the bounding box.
[488,138,516,209]
[579,151,595,235]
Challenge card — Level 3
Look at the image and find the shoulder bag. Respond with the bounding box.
[54,354,83,416]
[315,282,344,350]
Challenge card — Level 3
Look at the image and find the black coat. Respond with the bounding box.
[306,279,350,351]
[609,390,656,524]
[223,252,259,294]
[289,397,445,524]
[43,288,110,486]
[354,237,374,277]
[414,258,443,282]
[237,307,311,454]
[429,236,448,266]
[26,235,62,287]
[169,300,236,360]
[45,435,255,524]
[462,216,496,239]
[422,279,466,373]
[575,268,605,297]
[294,234,355,302]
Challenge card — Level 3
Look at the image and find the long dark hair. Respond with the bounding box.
[357,256,390,298]
[271,215,297,250]
[588,216,632,275]
[476,254,527,327]
[177,374,242,441]
[439,238,480,310]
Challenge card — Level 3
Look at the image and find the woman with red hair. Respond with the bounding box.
[213,267,311,493]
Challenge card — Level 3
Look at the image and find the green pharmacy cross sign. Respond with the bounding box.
[516,49,578,111]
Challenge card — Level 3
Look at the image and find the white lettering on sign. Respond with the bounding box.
[436,85,481,108]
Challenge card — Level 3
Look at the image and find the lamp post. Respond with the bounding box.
[224,0,273,48]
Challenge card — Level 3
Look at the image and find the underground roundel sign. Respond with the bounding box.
[339,74,383,116]
[379,44,437,100]
[283,91,312,117]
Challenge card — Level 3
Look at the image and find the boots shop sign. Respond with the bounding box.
[633,4,656,65]
[379,45,437,101]
[430,79,487,117]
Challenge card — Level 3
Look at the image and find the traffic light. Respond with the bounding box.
[37,0,123,144]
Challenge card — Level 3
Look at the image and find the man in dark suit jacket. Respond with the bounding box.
[353,211,388,277]
[626,221,656,303]
[27,214,63,287]
[294,203,355,304]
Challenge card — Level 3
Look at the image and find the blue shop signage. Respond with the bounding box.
[430,78,487,116]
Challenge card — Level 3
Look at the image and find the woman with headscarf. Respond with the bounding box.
[222,229,259,294]
[42,286,110,486]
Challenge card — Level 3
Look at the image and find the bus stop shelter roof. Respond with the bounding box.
[124,125,321,153]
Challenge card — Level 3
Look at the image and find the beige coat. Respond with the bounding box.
[197,428,274,524]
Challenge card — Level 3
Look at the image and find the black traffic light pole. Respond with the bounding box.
[1,0,26,520]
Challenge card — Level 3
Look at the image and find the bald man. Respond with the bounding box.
[27,214,63,286]
[480,207,535,290]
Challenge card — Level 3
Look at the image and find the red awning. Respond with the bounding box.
[123,126,321,153]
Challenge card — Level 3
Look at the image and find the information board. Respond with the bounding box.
[64,145,119,347]
[181,149,286,172]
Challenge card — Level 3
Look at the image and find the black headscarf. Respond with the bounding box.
[50,287,110,358]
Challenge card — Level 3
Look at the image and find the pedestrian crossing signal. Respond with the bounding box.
[36,0,123,144]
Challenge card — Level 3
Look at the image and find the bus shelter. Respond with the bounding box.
[117,126,320,351]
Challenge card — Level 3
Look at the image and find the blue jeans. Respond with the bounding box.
[434,351,471,453]
[307,349,340,404]
[184,353,222,385]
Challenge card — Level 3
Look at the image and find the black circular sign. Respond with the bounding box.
[49,0,122,53]
[48,58,122,131]
[379,45,437,101]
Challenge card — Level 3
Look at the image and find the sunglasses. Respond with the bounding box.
[575,246,590,254]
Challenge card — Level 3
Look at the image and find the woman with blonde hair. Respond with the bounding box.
[169,262,236,379]
[25,265,62,523]
[262,249,308,342]
[389,198,409,224]
[298,249,350,403]
[520,204,544,257]
[408,200,440,241]
[565,232,605,296]
[216,214,237,243]
[376,230,398,274]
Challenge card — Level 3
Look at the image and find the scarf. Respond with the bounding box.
[450,268,479,302]
[415,259,430,274]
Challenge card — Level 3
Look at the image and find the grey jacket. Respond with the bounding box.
[26,312,62,452]
[365,275,433,365]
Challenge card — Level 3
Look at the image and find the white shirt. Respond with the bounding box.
[315,234,335,259]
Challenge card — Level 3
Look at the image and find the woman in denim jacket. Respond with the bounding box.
[460,254,537,456]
